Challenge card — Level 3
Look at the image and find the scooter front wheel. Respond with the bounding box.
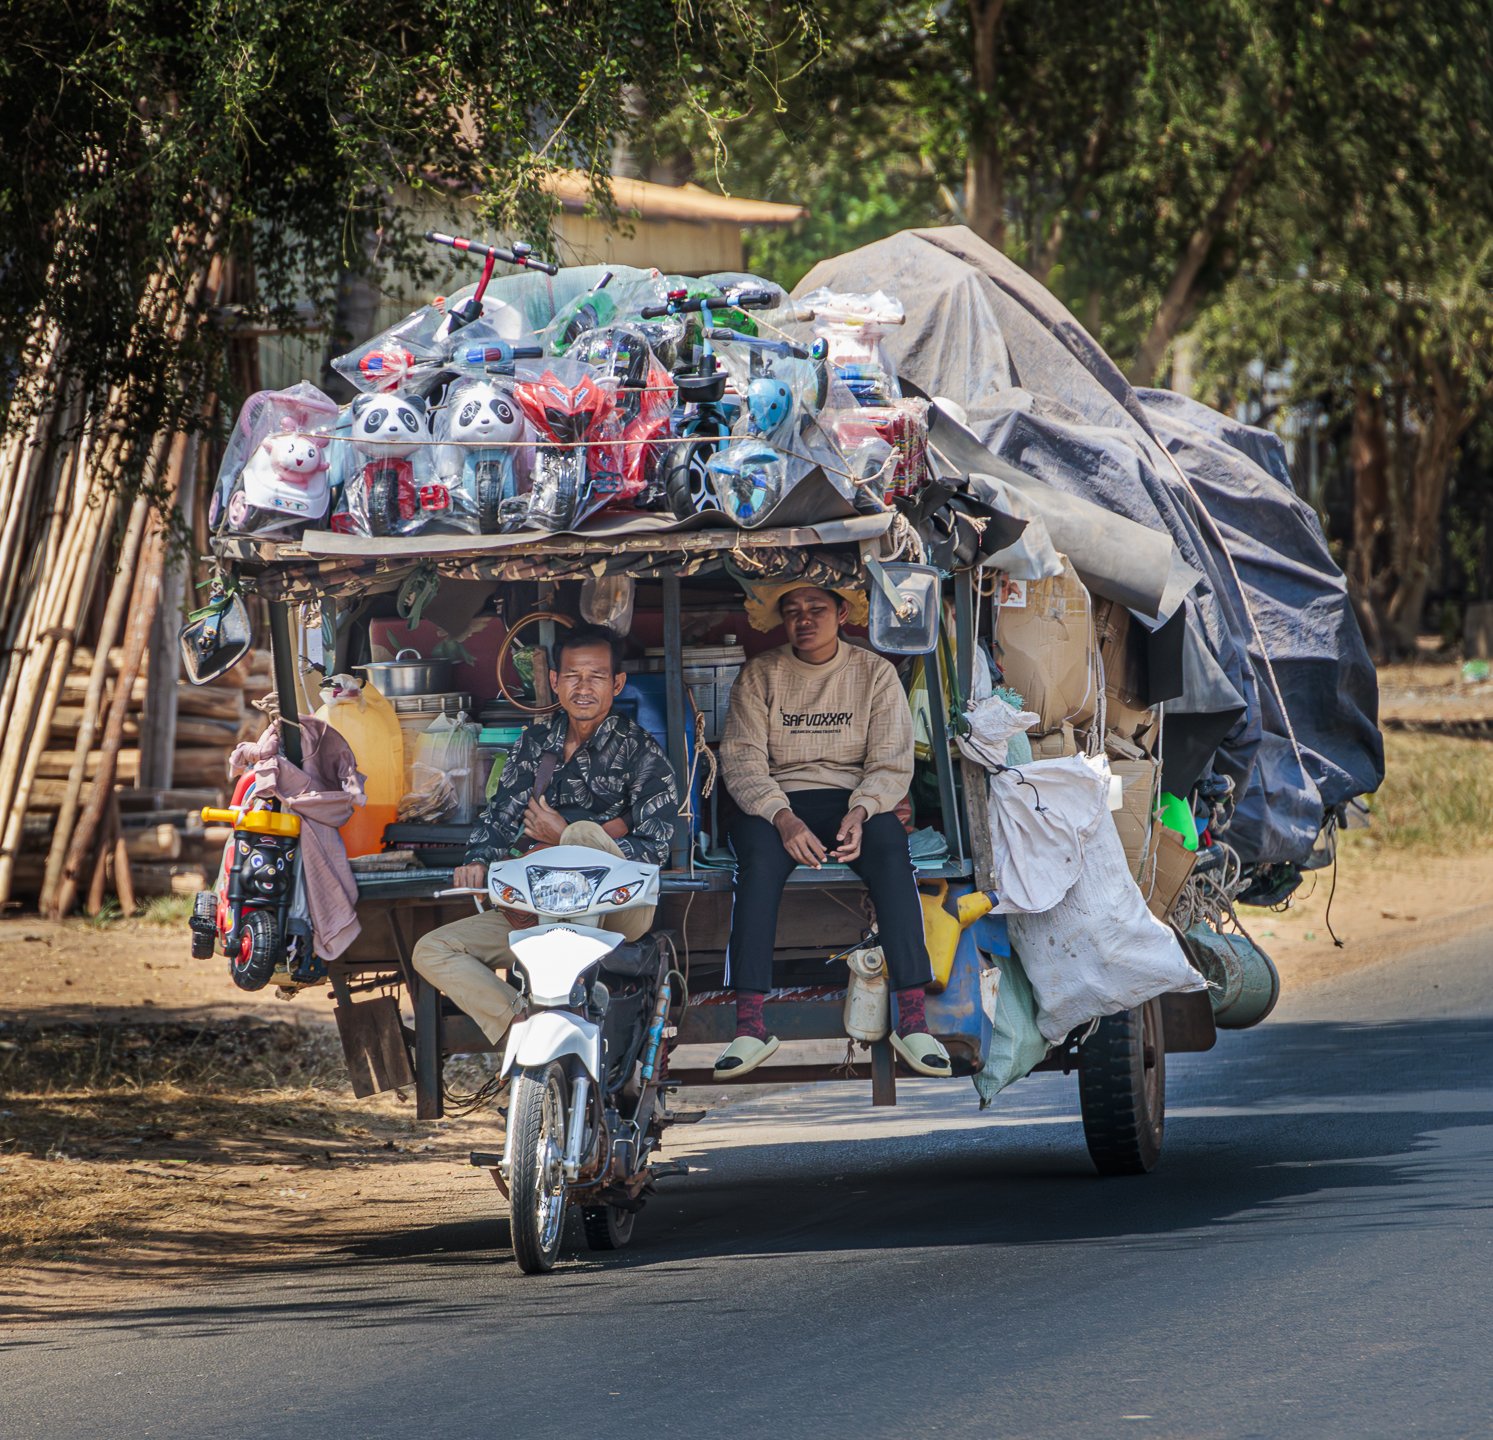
[508,1061,570,1273]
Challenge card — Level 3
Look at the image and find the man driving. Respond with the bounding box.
[412,623,680,1047]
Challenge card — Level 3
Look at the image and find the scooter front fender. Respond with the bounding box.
[500,1010,601,1084]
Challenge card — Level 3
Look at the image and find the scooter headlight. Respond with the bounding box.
[525,865,608,915]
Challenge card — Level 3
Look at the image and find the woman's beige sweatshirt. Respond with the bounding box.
[720,640,913,820]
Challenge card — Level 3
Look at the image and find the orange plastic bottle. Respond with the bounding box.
[316,677,404,858]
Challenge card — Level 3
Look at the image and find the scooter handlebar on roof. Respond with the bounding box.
[424,229,560,276]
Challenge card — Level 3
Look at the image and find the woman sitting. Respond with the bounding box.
[715,582,953,1080]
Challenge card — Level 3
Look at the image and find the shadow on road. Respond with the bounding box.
[5,1014,1490,1341]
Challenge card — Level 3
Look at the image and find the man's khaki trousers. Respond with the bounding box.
[410,822,656,1045]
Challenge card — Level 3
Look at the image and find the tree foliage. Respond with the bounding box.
[0,0,816,487]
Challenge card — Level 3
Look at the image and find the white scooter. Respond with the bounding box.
[443,844,678,1273]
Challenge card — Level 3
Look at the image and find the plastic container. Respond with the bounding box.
[317,678,405,857]
[393,692,473,787]
[640,645,745,743]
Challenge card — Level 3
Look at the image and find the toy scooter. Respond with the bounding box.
[189,774,320,992]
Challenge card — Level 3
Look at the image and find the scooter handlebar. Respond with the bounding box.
[425,230,559,276]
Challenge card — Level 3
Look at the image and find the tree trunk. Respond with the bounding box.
[1384,377,1466,655]
[1348,385,1391,658]
[963,0,1007,250]
[1129,141,1270,388]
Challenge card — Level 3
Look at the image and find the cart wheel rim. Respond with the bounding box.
[1141,999,1163,1117]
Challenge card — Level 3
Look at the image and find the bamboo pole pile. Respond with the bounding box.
[0,227,230,915]
[6,648,273,905]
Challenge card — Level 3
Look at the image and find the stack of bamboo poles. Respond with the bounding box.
[0,239,227,915]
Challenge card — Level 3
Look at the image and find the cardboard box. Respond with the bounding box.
[996,557,1097,735]
[1144,823,1197,923]
[1109,758,1160,880]
[1029,723,1077,760]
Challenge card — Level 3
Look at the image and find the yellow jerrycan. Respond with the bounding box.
[918,881,995,993]
[316,675,404,858]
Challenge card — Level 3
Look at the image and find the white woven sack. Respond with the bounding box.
[985,752,1111,915]
[1008,816,1206,1042]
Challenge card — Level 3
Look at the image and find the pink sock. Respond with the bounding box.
[735,991,768,1041]
[896,987,928,1037]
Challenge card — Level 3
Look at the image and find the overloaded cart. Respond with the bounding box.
[185,224,1383,1273]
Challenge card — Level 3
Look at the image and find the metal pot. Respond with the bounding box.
[356,647,454,697]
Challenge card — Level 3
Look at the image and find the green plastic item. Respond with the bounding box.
[1156,791,1200,851]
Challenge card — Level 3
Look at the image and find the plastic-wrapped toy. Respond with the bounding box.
[339,392,445,536]
[796,288,906,406]
[568,325,675,509]
[210,382,340,537]
[825,398,930,501]
[510,359,621,531]
[438,375,531,533]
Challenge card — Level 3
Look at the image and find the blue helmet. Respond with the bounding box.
[746,377,793,436]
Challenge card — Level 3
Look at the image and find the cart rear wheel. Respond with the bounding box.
[1078,997,1165,1176]
[582,1204,636,1252]
[508,1062,570,1274]
[228,910,281,992]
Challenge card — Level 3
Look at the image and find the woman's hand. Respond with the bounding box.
[831,806,868,862]
[774,808,827,868]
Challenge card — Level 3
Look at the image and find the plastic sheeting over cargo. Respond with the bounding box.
[795,225,1383,865]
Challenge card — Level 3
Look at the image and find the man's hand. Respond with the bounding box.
[601,817,630,841]
[831,806,868,863]
[774,808,827,869]
[522,794,568,846]
[453,862,488,890]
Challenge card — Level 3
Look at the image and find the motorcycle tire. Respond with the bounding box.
[368,472,401,537]
[663,439,720,520]
[229,909,281,993]
[476,473,505,534]
[582,1203,636,1252]
[508,1061,571,1274]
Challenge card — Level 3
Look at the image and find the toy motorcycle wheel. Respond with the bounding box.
[477,474,505,533]
[229,910,283,992]
[663,440,720,519]
[189,891,218,960]
[368,472,402,536]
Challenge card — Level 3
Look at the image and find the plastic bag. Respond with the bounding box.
[433,375,532,534]
[210,382,340,536]
[400,713,482,824]
[798,287,905,406]
[973,953,1051,1102]
[1007,818,1207,1043]
[580,575,636,632]
[509,358,623,531]
[332,392,448,537]
[566,326,676,509]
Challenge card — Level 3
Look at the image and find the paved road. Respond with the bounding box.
[6,933,1491,1439]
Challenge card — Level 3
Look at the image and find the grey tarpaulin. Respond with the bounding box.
[1140,389,1385,864]
[794,225,1383,865]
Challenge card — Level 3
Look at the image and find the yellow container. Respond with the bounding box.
[918,881,995,993]
[316,678,405,858]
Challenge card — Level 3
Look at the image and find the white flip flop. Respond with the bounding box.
[712,1034,781,1081]
[890,1030,954,1077]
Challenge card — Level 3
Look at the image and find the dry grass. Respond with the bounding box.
[0,1018,424,1267]
[1347,731,1493,852]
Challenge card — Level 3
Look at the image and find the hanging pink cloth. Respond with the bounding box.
[229,716,365,960]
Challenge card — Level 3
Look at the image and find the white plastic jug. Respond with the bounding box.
[843,944,890,1042]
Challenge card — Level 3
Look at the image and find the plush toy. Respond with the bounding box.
[225,425,331,535]
[445,378,527,532]
[348,392,446,536]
